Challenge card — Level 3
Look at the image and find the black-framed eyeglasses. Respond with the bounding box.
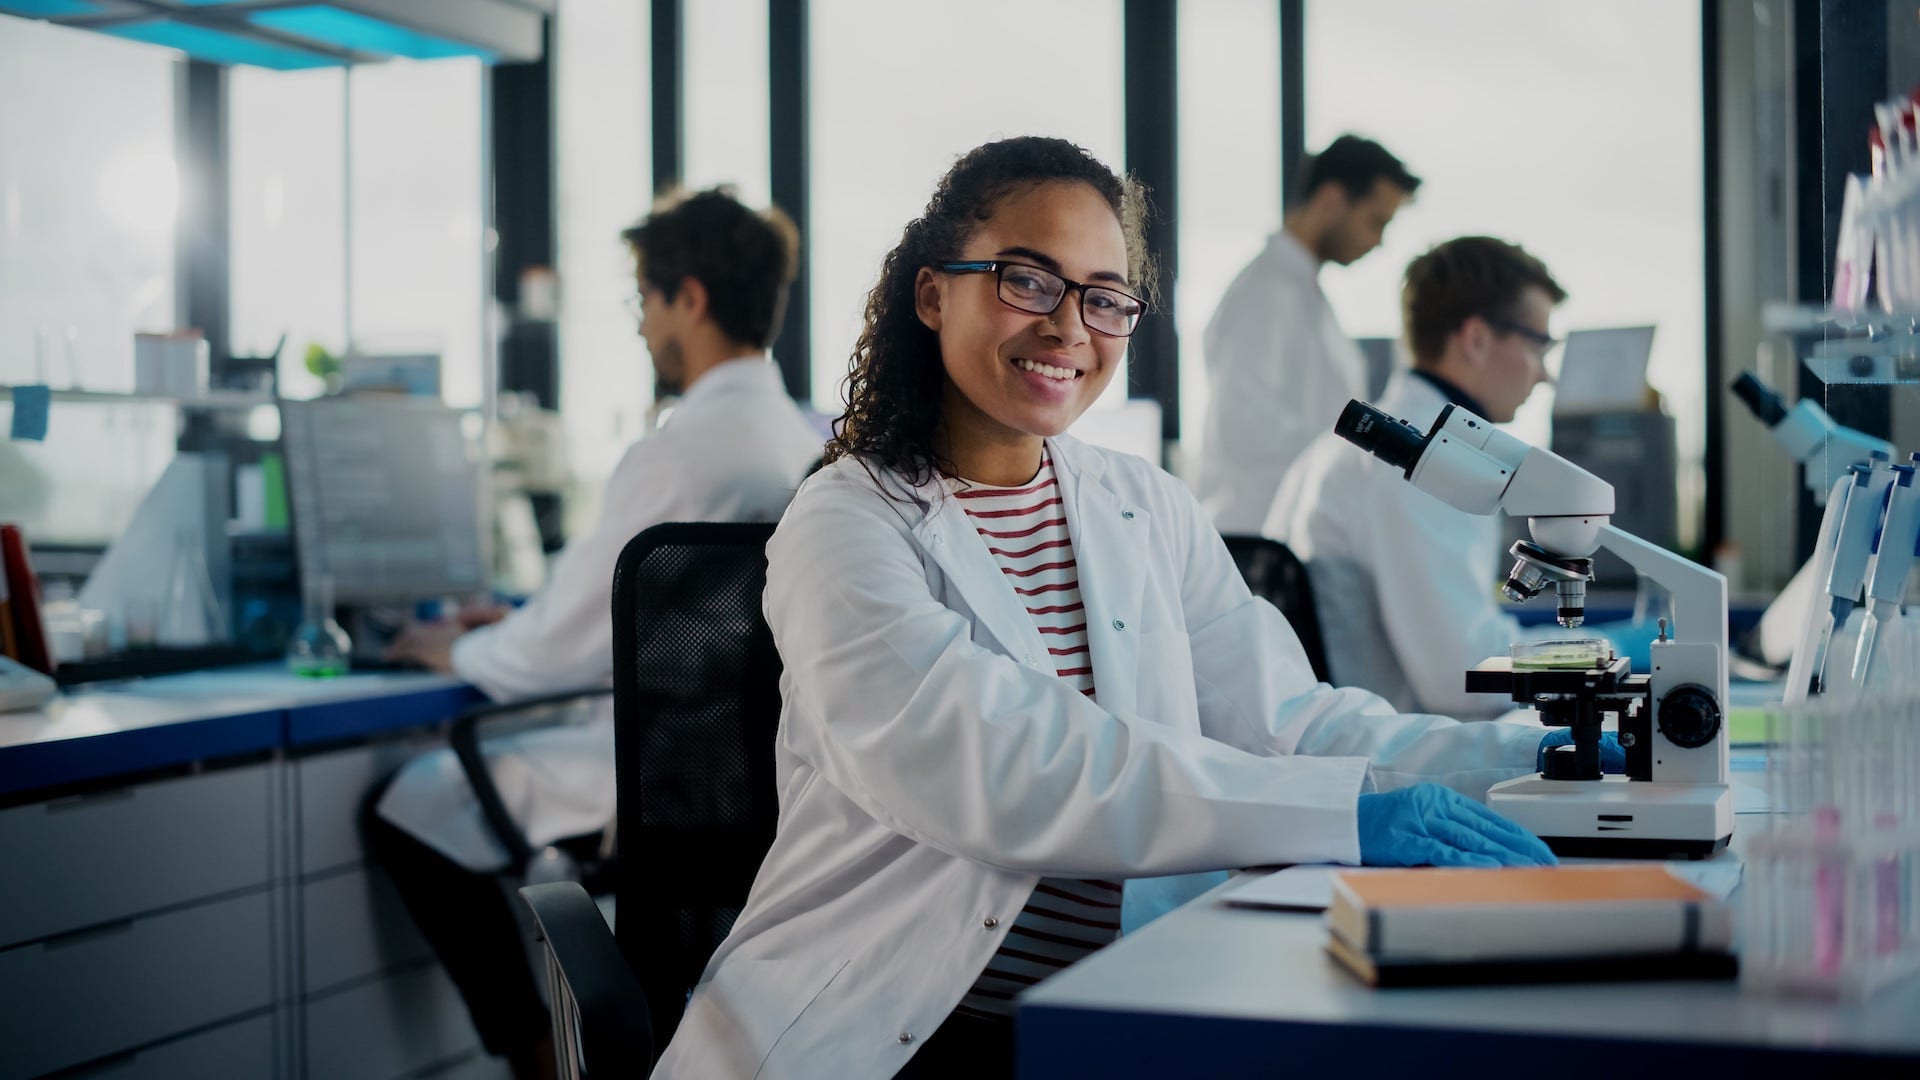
[938,261,1145,338]
[1481,315,1559,355]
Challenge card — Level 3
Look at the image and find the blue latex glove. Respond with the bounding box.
[1536,729,1626,773]
[1356,783,1558,868]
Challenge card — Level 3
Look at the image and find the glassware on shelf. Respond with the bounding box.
[286,573,351,678]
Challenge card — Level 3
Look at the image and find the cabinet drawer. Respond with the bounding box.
[305,963,482,1080]
[420,1050,512,1079]
[60,1013,275,1079]
[303,866,432,995]
[0,762,274,948]
[0,890,274,1080]
[298,740,425,875]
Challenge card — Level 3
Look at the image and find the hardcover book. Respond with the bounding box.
[1325,864,1736,987]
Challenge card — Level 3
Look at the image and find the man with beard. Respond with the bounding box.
[1194,135,1421,533]
[371,187,821,1080]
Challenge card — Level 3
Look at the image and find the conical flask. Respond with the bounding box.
[157,528,225,647]
[286,573,352,677]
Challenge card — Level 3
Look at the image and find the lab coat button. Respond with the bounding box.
[1121,509,1134,520]
[899,1033,915,1044]
[1112,619,1126,631]
[983,916,999,929]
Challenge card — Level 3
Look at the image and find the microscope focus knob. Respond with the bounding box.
[1656,685,1721,749]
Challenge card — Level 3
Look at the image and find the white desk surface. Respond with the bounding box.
[0,664,467,751]
[1023,820,1918,1062]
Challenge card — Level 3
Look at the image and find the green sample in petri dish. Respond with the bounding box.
[1510,638,1612,670]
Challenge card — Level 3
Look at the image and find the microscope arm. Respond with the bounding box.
[1595,524,1731,700]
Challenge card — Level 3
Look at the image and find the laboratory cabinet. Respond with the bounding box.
[0,891,275,1079]
[56,1014,277,1080]
[303,962,491,1079]
[0,728,501,1078]
[0,761,275,950]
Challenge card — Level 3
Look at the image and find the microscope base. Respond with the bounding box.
[1488,775,1734,860]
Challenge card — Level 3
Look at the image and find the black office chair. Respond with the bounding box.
[1219,534,1332,684]
[518,521,785,1073]
[446,686,614,882]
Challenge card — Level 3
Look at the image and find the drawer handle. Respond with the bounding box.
[46,789,137,814]
[43,918,134,951]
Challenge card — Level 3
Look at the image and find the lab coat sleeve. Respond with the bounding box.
[1173,479,1545,800]
[1358,483,1537,719]
[764,476,1371,874]
[451,441,685,701]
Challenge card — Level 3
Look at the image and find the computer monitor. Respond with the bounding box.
[1353,337,1401,400]
[280,397,489,606]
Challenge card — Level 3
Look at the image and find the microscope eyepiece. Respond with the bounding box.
[1731,372,1789,427]
[1334,399,1429,476]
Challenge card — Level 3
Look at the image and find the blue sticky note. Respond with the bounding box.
[9,385,50,441]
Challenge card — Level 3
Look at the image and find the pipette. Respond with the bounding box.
[1808,460,1895,694]
[1851,461,1920,684]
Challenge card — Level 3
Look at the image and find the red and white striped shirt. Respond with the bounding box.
[946,451,1121,1020]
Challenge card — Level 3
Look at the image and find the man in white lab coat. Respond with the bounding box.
[368,188,823,1080]
[1194,135,1421,533]
[1267,236,1583,718]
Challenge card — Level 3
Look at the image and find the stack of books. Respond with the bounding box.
[1325,864,1737,987]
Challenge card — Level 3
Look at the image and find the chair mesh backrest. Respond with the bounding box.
[609,522,782,1051]
[1221,535,1331,684]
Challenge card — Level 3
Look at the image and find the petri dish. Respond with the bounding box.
[1510,638,1612,670]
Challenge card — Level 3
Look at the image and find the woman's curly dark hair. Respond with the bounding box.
[824,137,1157,486]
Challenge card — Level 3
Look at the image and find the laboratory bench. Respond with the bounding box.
[1016,783,1920,1078]
[0,665,505,1080]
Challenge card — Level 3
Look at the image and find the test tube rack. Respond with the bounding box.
[1744,690,1920,999]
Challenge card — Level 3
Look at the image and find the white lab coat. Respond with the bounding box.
[1194,230,1368,534]
[376,358,822,871]
[1266,371,1572,719]
[653,435,1547,1080]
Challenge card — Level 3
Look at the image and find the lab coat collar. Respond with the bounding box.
[1265,229,1321,282]
[1379,368,1454,428]
[1056,443,1147,717]
[1407,368,1490,420]
[897,438,1148,714]
[675,354,781,410]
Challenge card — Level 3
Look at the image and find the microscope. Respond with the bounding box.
[1335,400,1733,859]
[1731,371,1894,505]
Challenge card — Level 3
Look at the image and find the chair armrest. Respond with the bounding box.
[448,686,614,869]
[519,881,653,1073]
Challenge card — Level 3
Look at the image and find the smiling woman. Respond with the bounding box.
[653,136,1564,1080]
[826,137,1155,488]
[916,184,1140,485]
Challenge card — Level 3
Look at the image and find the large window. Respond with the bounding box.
[1305,0,1705,546]
[683,0,770,208]
[553,0,652,526]
[1175,0,1282,477]
[807,0,1127,414]
[230,67,347,399]
[0,16,176,390]
[231,59,486,407]
[348,59,488,409]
